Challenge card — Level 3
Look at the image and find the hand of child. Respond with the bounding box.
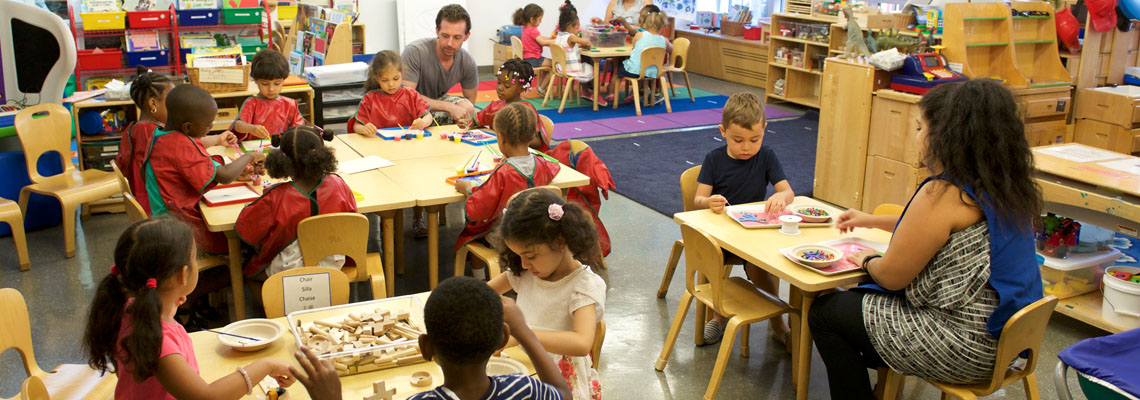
[846,249,880,270]
[261,358,298,388]
[456,118,471,130]
[708,195,728,214]
[359,123,378,136]
[454,179,472,195]
[410,119,428,130]
[590,16,604,25]
[765,196,788,214]
[449,104,472,122]
[248,150,267,163]
[501,297,530,338]
[219,130,238,146]
[253,125,271,139]
[836,209,872,234]
[291,346,342,400]
[238,164,254,181]
[579,41,593,50]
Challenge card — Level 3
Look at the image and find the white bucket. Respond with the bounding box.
[1101,266,1140,330]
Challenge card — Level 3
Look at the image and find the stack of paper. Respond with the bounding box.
[337,155,395,175]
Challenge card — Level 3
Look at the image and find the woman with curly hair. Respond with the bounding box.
[809,79,1044,399]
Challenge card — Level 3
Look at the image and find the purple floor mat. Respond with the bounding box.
[548,106,804,140]
[659,109,723,125]
[601,114,678,133]
[552,120,621,140]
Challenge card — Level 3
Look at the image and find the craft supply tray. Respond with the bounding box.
[725,204,833,229]
[779,237,887,275]
[286,295,427,376]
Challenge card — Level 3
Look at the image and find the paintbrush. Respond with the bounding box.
[206,329,263,342]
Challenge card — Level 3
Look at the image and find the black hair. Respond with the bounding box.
[492,189,602,273]
[266,125,336,182]
[364,50,403,92]
[497,58,535,92]
[918,79,1042,227]
[512,3,544,26]
[165,84,217,131]
[643,4,661,14]
[83,218,194,381]
[250,49,290,80]
[129,65,173,112]
[424,276,503,365]
[436,4,472,34]
[492,103,537,146]
[558,1,580,32]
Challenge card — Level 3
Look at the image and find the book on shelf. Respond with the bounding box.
[83,0,122,13]
[288,51,304,75]
[179,0,218,9]
[180,33,218,49]
[223,0,259,8]
[123,0,174,11]
[126,31,162,51]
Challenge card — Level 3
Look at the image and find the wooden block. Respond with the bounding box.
[390,346,418,359]
[314,320,340,329]
[410,371,433,387]
[396,354,426,365]
[333,362,348,373]
[366,380,397,400]
[396,311,410,322]
[349,312,362,321]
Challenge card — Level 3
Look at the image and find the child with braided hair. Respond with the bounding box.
[465,58,549,151]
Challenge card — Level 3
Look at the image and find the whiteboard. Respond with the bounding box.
[395,0,469,51]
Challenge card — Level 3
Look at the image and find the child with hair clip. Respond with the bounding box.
[487,189,606,400]
[232,49,306,141]
[349,50,433,137]
[145,84,266,255]
[455,103,561,280]
[235,126,356,278]
[83,218,295,399]
[464,59,548,151]
[615,9,667,103]
[117,67,236,215]
[515,3,556,93]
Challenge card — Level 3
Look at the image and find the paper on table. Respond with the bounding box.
[1097,158,1140,176]
[203,184,260,205]
[338,155,395,174]
[241,140,272,152]
[1034,145,1126,163]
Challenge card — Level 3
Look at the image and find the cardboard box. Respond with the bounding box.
[1074,118,1140,154]
[867,90,923,167]
[861,155,929,212]
[1075,86,1140,129]
[837,10,894,30]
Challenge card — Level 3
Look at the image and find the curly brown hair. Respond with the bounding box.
[491,189,602,274]
[918,79,1042,227]
[492,102,536,146]
[266,126,337,182]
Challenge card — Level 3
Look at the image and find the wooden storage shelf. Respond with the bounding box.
[1011,2,1072,88]
[1055,288,1135,333]
[1015,40,1054,45]
[783,96,821,108]
[965,42,1009,47]
[962,16,1007,21]
[770,35,829,47]
[944,2,1028,87]
[770,63,821,75]
[674,30,769,89]
[767,13,831,109]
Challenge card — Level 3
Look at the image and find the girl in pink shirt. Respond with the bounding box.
[515,4,555,93]
[83,218,297,399]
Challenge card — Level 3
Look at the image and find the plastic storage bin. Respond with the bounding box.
[178,9,219,26]
[81,12,127,31]
[222,8,262,25]
[1039,248,1120,299]
[586,27,626,48]
[77,49,123,71]
[241,43,266,55]
[1102,265,1140,330]
[277,4,297,20]
[127,49,169,68]
[286,295,426,376]
[127,10,170,28]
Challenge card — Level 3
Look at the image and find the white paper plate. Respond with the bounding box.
[218,319,283,352]
[486,356,528,375]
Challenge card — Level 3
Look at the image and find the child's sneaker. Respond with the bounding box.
[582,88,608,107]
[413,218,428,238]
[702,320,724,345]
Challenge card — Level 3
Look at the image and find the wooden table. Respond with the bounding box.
[200,136,417,320]
[192,292,535,400]
[335,125,484,162]
[1033,143,1140,333]
[581,45,634,111]
[673,197,891,400]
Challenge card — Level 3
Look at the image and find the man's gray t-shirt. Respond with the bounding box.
[402,38,478,100]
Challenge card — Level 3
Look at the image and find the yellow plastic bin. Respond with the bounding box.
[277,4,297,20]
[1039,248,1121,299]
[81,11,127,31]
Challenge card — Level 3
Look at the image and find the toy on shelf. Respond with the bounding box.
[772,78,786,96]
[1035,213,1081,259]
[841,8,871,60]
[889,53,966,94]
[874,29,919,53]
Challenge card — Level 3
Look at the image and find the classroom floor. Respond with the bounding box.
[0,74,1105,399]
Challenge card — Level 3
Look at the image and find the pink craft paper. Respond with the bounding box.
[727,209,793,227]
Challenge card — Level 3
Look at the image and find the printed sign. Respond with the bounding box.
[282,272,332,314]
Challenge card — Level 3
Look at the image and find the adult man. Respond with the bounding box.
[402,4,479,124]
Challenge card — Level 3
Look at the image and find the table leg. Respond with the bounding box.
[225,232,245,321]
[789,287,817,400]
[427,205,444,289]
[395,208,405,275]
[592,58,601,111]
[379,210,396,297]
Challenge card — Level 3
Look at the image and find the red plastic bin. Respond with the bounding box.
[77,49,123,71]
[128,10,170,28]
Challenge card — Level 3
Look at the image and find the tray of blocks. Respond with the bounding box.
[779,237,887,276]
[724,203,835,229]
[286,295,427,376]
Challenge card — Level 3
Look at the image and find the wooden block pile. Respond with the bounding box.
[293,308,426,376]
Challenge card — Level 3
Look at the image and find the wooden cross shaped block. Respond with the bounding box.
[365,380,396,400]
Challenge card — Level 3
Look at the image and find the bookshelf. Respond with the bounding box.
[1010,1,1071,88]
[767,13,834,109]
[942,2,1028,87]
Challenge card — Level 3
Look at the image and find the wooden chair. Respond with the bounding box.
[538,114,555,151]
[656,165,702,298]
[20,376,48,400]
[121,192,228,274]
[591,321,606,369]
[14,104,121,258]
[453,186,562,281]
[0,288,115,399]
[877,296,1059,400]
[297,213,386,299]
[613,46,671,116]
[872,203,904,216]
[109,160,129,195]
[663,37,695,102]
[261,266,351,318]
[542,44,581,113]
[510,36,551,77]
[655,224,793,399]
[0,197,30,271]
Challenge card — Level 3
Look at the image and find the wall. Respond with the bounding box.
[358,0,607,66]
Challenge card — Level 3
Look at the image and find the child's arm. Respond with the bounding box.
[502,297,573,399]
[410,113,433,130]
[488,273,511,294]
[764,180,794,213]
[353,121,379,136]
[535,34,556,46]
[530,304,597,357]
[568,35,592,49]
[291,346,343,400]
[233,120,271,139]
[694,183,727,214]
[156,355,295,400]
[216,152,266,185]
[200,131,237,148]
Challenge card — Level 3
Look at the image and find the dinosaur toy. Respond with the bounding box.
[842,8,872,60]
[865,30,878,54]
[875,29,919,53]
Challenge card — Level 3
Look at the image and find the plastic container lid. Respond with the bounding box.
[1038,248,1121,271]
[1126,67,1140,77]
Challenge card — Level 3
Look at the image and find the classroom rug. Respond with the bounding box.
[586,110,819,217]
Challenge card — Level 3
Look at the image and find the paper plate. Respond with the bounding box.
[218,319,283,352]
[486,356,528,375]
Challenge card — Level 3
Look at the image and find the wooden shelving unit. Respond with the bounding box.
[767,13,834,109]
[1010,1,1071,89]
[942,2,1028,87]
[674,30,769,89]
[785,0,813,16]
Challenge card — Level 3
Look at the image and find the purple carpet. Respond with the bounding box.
[550,106,803,140]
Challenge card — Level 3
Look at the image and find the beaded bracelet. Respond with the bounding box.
[236,366,252,396]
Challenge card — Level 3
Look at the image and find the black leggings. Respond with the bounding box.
[808,290,888,400]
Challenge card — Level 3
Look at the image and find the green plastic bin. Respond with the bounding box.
[222,8,262,25]
[241,43,266,54]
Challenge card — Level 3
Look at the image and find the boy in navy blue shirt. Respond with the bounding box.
[694,92,794,346]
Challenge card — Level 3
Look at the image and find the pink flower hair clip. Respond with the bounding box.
[548,203,564,221]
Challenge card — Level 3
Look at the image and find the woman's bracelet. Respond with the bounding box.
[861,254,882,271]
[236,366,252,395]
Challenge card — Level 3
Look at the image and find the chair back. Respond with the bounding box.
[678,223,728,311]
[872,203,904,216]
[20,375,49,400]
[14,104,75,183]
[0,1,77,105]
[977,295,1059,394]
[0,288,46,377]
[669,37,690,70]
[110,160,130,194]
[680,165,701,212]
[261,267,351,318]
[123,192,148,224]
[591,320,606,369]
[548,44,569,76]
[297,213,369,280]
[510,36,524,59]
[634,46,667,79]
[538,114,554,148]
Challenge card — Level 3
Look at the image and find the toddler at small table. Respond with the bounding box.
[232,49,305,141]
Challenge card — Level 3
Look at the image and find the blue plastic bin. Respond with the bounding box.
[0,150,64,237]
[126,49,169,68]
[178,9,219,26]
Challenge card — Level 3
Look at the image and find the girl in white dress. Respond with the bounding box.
[488,189,606,400]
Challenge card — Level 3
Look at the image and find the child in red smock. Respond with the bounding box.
[235,126,357,277]
[144,85,266,254]
[466,59,549,152]
[455,103,561,279]
[350,50,433,136]
[232,49,305,141]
